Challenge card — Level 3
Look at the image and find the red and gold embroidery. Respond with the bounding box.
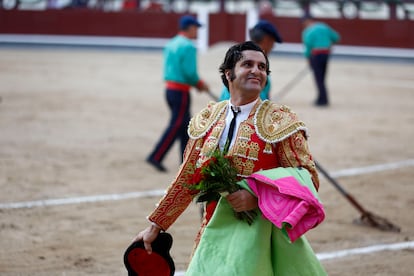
[149,99,319,231]
[254,100,308,143]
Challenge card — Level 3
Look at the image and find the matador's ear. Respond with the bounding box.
[225,69,232,81]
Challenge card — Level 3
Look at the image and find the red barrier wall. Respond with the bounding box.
[209,12,246,45]
[0,10,413,48]
[0,10,183,38]
[262,15,414,48]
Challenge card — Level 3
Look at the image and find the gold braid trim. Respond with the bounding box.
[254,100,308,143]
[188,100,228,139]
[147,138,201,230]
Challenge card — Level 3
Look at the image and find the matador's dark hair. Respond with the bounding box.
[219,41,270,89]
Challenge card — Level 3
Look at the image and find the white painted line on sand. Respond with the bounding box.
[330,159,414,178]
[174,241,414,275]
[316,241,414,260]
[0,159,413,210]
[0,189,166,209]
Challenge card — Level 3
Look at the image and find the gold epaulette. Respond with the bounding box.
[188,100,228,139]
[254,100,308,143]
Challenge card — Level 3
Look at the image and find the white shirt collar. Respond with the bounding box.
[228,98,258,117]
[219,98,259,150]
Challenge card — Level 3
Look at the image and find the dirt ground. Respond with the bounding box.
[0,44,413,275]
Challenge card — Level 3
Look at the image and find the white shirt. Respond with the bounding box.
[218,99,258,151]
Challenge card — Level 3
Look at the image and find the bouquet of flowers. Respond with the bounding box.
[188,148,257,225]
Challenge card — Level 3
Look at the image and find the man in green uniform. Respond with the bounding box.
[147,15,209,172]
[302,15,340,107]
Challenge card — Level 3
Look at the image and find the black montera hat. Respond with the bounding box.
[123,232,175,276]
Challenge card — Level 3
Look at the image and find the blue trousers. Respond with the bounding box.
[310,53,330,105]
[148,88,191,164]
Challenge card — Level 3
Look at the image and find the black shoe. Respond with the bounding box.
[314,101,329,107]
[146,157,167,172]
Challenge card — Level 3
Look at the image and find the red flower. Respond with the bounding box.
[192,168,203,185]
[185,148,257,225]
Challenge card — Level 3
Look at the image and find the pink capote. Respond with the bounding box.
[246,172,325,242]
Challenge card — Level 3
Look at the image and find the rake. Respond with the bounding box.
[272,66,309,101]
[315,160,401,232]
[206,90,219,101]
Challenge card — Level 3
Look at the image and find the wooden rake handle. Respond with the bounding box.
[314,160,401,232]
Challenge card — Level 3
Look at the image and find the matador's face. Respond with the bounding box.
[227,50,267,102]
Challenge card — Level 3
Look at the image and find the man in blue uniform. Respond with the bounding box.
[147,15,209,172]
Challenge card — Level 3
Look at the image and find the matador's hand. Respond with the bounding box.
[226,190,258,212]
[133,224,161,254]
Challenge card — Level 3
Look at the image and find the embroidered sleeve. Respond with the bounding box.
[147,138,202,230]
[275,131,320,190]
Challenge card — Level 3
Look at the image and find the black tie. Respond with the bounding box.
[224,106,240,153]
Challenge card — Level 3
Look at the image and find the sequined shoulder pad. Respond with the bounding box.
[188,100,227,139]
[254,100,308,143]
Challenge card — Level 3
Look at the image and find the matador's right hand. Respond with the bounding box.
[133,223,161,254]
